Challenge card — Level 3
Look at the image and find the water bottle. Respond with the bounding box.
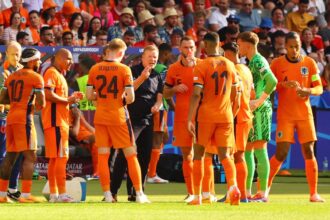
[323,157,328,173]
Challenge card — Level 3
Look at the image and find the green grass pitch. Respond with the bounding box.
[0,175,329,220]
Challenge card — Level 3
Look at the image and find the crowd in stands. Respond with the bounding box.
[0,0,330,89]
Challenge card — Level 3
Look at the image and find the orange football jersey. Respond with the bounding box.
[235,63,253,123]
[87,61,133,125]
[165,59,201,122]
[271,55,322,120]
[193,56,238,123]
[42,66,69,129]
[5,68,43,125]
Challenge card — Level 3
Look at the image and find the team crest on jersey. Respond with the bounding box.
[300,67,309,76]
[277,131,283,138]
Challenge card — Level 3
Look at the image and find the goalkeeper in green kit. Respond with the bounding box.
[237,32,277,202]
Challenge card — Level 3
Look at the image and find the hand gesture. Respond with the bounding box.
[174,84,188,93]
[296,87,311,98]
[141,66,152,80]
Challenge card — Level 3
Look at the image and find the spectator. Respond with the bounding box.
[87,17,102,45]
[24,0,43,12]
[319,12,330,47]
[230,0,243,13]
[69,13,87,46]
[285,0,314,33]
[123,30,136,47]
[16,31,30,46]
[25,10,41,45]
[253,17,273,36]
[271,30,286,51]
[1,0,29,29]
[111,0,130,22]
[62,31,74,46]
[274,47,287,58]
[208,0,232,32]
[301,28,319,56]
[107,7,135,41]
[38,26,56,46]
[186,11,207,42]
[55,0,81,32]
[218,14,241,42]
[158,8,184,44]
[222,26,239,45]
[269,7,288,33]
[322,64,330,91]
[2,12,21,45]
[170,29,184,48]
[40,0,61,40]
[183,0,211,31]
[133,1,148,23]
[90,30,108,47]
[257,31,270,45]
[307,20,324,51]
[237,0,261,31]
[80,0,96,15]
[94,0,114,31]
[195,27,208,58]
[135,10,155,42]
[134,24,158,47]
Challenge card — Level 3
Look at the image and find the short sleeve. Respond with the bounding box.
[87,66,96,87]
[34,74,44,91]
[165,65,175,87]
[43,69,57,89]
[124,66,133,87]
[193,63,205,87]
[254,56,273,79]
[208,11,219,25]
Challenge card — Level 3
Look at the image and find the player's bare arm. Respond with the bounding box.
[151,93,163,113]
[35,89,46,110]
[187,86,202,138]
[45,88,80,104]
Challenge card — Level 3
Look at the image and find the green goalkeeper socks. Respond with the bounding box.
[254,148,270,192]
[245,150,255,191]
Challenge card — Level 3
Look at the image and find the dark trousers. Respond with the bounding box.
[110,123,153,196]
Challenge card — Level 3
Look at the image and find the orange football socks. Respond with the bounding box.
[221,157,237,187]
[98,154,110,192]
[47,158,57,194]
[193,159,204,195]
[268,156,283,187]
[148,148,161,178]
[202,157,213,194]
[56,157,68,194]
[235,161,247,199]
[305,158,318,196]
[126,154,142,192]
[182,160,194,195]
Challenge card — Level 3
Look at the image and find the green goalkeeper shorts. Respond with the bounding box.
[248,104,273,142]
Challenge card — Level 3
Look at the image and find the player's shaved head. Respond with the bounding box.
[203,32,219,45]
[285,31,300,43]
[53,48,73,72]
[6,41,22,67]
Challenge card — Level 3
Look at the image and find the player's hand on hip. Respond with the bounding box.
[187,120,196,138]
[249,99,260,112]
[296,87,311,98]
[174,84,188,93]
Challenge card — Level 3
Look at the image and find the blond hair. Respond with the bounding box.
[103,38,127,55]
[238,31,259,45]
[142,45,159,55]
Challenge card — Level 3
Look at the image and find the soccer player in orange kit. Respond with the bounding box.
[268,32,325,202]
